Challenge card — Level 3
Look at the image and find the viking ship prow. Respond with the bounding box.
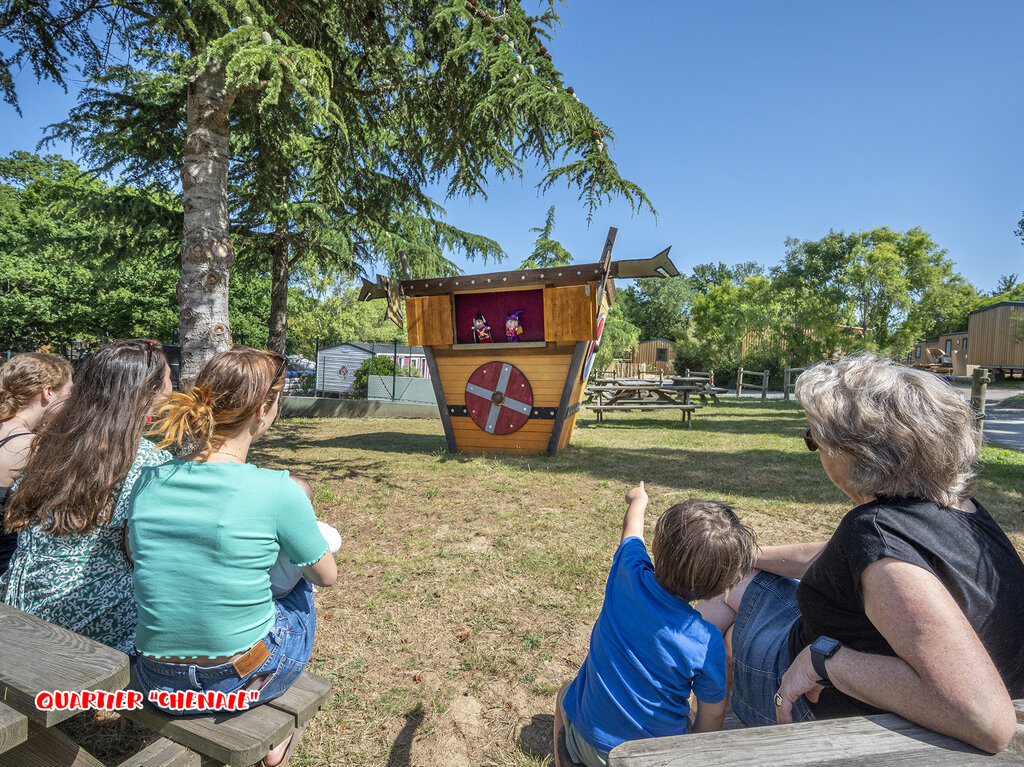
[360,228,678,455]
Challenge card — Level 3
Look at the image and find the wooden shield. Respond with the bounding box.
[464,362,534,435]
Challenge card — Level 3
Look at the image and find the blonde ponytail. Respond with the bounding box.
[149,346,283,453]
[150,386,217,451]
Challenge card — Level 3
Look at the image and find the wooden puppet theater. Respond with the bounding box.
[360,228,678,456]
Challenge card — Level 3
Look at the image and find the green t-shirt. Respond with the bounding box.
[127,460,328,658]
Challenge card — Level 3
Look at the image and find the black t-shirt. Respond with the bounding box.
[788,497,1024,718]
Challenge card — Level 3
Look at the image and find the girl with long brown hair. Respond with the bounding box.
[2,339,173,652]
[127,346,335,767]
[0,353,74,574]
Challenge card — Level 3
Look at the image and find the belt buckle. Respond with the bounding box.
[232,640,270,678]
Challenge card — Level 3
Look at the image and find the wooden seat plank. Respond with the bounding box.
[264,671,331,727]
[608,705,1024,767]
[122,669,329,767]
[0,702,27,756]
[115,738,199,767]
[0,719,105,767]
[0,603,130,727]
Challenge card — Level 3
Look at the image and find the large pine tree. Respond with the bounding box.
[5,1,654,380]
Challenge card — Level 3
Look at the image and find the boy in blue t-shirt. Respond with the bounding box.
[561,482,756,766]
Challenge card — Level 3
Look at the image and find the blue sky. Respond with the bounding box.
[3,0,1023,292]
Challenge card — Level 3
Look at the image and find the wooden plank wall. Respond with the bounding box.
[937,332,968,357]
[968,305,1024,367]
[632,339,674,373]
[433,345,576,454]
[407,295,454,347]
[543,285,597,342]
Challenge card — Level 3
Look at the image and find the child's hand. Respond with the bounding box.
[625,481,648,507]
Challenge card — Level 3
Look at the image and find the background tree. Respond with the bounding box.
[0,152,178,350]
[618,276,693,342]
[520,205,572,269]
[18,2,655,383]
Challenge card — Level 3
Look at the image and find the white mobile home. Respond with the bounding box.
[315,342,430,396]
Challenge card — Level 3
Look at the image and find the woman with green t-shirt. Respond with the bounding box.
[127,347,337,767]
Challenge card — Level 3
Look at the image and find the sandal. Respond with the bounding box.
[263,723,306,767]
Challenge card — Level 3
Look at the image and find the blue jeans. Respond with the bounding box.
[136,580,316,713]
[730,571,814,727]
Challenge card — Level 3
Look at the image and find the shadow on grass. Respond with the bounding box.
[518,712,556,761]
[387,703,424,767]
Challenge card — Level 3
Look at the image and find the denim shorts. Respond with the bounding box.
[730,571,814,727]
[136,580,316,713]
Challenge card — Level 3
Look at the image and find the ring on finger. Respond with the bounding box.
[774,692,783,708]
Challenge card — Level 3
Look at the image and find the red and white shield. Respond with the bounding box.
[465,362,534,435]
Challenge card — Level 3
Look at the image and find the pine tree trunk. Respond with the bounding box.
[268,235,289,355]
[178,57,234,386]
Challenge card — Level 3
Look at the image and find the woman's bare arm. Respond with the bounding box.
[754,542,827,579]
[778,557,1015,753]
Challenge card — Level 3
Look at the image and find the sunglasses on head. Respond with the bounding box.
[269,354,287,390]
[803,426,819,452]
[127,339,162,367]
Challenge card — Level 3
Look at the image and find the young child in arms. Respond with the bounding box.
[559,482,756,766]
[268,476,342,598]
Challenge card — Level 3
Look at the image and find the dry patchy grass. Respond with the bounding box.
[73,400,1024,765]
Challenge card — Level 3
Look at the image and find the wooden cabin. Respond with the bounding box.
[630,339,675,374]
[938,331,969,359]
[360,229,678,455]
[967,301,1024,378]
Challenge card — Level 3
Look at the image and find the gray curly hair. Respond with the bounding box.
[795,352,979,507]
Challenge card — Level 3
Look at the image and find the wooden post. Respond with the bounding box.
[783,367,791,400]
[736,367,744,397]
[971,367,990,438]
[762,369,769,399]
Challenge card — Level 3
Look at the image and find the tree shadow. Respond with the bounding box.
[518,712,555,762]
[386,703,424,767]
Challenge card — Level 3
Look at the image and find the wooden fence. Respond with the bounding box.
[736,368,769,399]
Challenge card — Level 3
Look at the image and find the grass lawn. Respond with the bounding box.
[66,400,1024,766]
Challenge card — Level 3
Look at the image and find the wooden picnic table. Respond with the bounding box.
[607,700,1024,767]
[587,379,703,426]
[0,601,331,767]
[0,601,132,766]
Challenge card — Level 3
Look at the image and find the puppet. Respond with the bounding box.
[505,311,524,342]
[471,313,493,343]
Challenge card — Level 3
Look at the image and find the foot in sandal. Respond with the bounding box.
[263,724,306,767]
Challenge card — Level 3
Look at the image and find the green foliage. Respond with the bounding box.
[520,206,572,269]
[287,276,407,357]
[351,355,421,398]
[0,152,178,350]
[618,276,693,342]
[592,304,639,376]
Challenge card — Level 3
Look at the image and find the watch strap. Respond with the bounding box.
[810,637,840,688]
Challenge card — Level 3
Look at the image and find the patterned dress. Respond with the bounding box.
[1,438,171,653]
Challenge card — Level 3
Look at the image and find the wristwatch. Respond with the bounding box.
[809,636,841,688]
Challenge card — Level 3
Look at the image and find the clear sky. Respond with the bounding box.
[2,0,1023,293]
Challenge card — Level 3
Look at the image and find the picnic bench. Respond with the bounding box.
[587,379,703,426]
[0,602,331,767]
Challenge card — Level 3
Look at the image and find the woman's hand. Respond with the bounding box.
[775,646,824,723]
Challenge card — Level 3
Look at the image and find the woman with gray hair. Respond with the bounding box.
[697,352,1024,753]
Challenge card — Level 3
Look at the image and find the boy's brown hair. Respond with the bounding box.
[652,499,756,601]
